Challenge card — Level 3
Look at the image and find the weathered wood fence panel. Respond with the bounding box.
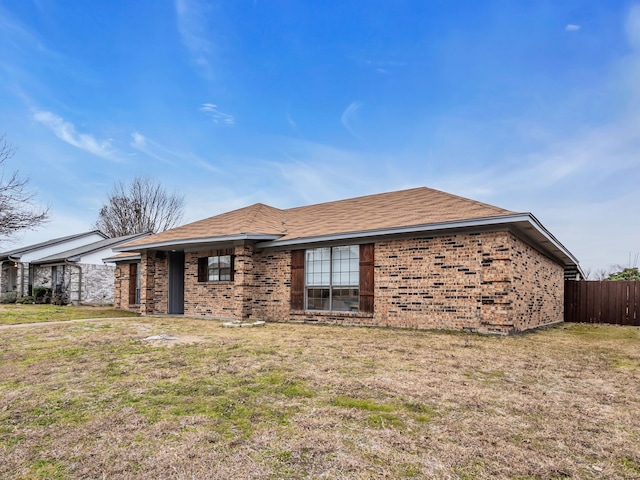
[565,280,640,325]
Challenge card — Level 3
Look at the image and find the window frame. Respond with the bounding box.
[198,250,235,283]
[291,244,374,314]
[52,265,65,287]
[304,245,360,312]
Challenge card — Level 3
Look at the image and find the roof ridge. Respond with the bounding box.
[419,186,517,215]
[0,230,107,257]
[282,187,426,212]
[283,186,515,215]
[244,203,285,233]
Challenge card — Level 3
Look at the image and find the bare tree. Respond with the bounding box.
[0,134,49,242]
[94,176,185,237]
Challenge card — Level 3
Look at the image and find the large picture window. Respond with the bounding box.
[305,245,359,312]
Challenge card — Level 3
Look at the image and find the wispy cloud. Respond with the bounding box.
[130,130,222,172]
[565,24,581,31]
[129,131,175,164]
[264,138,392,206]
[286,112,300,134]
[626,4,640,49]
[131,131,146,149]
[33,110,116,160]
[340,101,363,139]
[175,0,215,80]
[200,103,235,125]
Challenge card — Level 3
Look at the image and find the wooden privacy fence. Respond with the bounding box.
[564,280,640,326]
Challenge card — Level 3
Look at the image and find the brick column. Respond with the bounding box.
[233,242,255,320]
[140,252,156,315]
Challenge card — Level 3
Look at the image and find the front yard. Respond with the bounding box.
[0,304,139,325]
[0,316,638,479]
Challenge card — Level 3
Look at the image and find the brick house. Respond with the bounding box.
[112,187,582,334]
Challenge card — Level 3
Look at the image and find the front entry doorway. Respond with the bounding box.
[168,251,185,314]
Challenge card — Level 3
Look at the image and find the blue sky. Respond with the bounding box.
[1,0,639,273]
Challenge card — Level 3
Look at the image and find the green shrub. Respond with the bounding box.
[18,295,35,304]
[32,287,52,304]
[51,285,68,306]
[0,292,17,304]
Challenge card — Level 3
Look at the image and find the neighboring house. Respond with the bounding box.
[1,231,151,305]
[0,230,107,301]
[112,187,583,334]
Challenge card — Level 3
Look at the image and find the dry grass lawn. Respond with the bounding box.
[0,304,140,325]
[0,317,638,479]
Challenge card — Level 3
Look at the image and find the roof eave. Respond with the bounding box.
[258,214,531,247]
[258,214,582,271]
[34,257,81,265]
[103,254,141,263]
[113,234,283,252]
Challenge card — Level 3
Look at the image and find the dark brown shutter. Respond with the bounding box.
[197,257,207,282]
[229,255,235,282]
[291,249,305,310]
[359,244,374,313]
[128,263,137,305]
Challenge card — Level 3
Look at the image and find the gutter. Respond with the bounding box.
[257,213,582,273]
[103,254,141,263]
[258,214,531,246]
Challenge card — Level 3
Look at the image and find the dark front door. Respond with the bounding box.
[168,251,185,314]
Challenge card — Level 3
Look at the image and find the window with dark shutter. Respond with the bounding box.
[291,249,305,310]
[359,244,374,313]
[198,250,235,282]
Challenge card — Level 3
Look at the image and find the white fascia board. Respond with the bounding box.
[112,234,282,252]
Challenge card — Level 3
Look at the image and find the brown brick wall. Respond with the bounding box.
[373,234,483,330]
[138,251,165,315]
[113,263,141,312]
[183,249,237,319]
[114,264,123,309]
[181,243,256,319]
[252,250,291,321]
[115,231,564,334]
[372,232,563,333]
[509,233,564,330]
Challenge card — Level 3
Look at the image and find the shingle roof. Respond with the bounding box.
[34,232,151,264]
[119,187,516,250]
[0,230,107,258]
[281,187,514,242]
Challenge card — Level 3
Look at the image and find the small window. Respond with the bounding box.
[198,252,234,282]
[208,255,232,281]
